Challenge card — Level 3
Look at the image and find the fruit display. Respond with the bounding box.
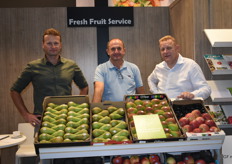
[111,154,162,164]
[91,103,131,143]
[38,101,90,143]
[165,150,215,164]
[125,94,185,141]
[172,100,220,133]
[205,105,228,125]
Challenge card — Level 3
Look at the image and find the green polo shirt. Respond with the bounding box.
[11,57,88,115]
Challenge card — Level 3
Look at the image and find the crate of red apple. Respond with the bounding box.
[172,99,225,140]
[165,150,216,164]
[111,153,163,164]
[124,94,186,142]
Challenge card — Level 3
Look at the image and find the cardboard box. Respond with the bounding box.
[90,101,133,145]
[34,95,91,154]
[171,99,226,141]
[124,94,186,143]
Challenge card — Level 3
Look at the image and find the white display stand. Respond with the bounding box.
[222,135,232,164]
[207,80,232,102]
[39,139,224,163]
[204,29,232,47]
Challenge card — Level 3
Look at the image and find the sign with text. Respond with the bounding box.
[134,114,166,140]
[67,7,134,27]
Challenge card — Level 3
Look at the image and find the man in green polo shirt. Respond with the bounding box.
[10,28,89,126]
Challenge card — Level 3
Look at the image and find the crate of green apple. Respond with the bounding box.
[111,153,163,164]
[91,102,132,145]
[125,94,186,141]
[172,99,225,140]
[34,96,91,154]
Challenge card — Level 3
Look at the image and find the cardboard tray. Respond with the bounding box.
[90,101,133,145]
[124,94,187,143]
[171,99,226,141]
[34,95,91,154]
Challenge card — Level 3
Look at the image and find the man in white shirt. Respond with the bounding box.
[147,35,211,100]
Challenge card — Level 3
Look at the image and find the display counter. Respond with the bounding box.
[39,139,223,163]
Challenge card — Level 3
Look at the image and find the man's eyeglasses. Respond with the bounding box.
[116,69,123,79]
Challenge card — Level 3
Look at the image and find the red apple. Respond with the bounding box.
[162,121,168,128]
[137,110,146,115]
[195,159,206,164]
[195,117,205,125]
[164,128,170,133]
[177,161,186,164]
[161,106,171,112]
[163,112,174,119]
[178,117,190,127]
[130,120,135,127]
[151,98,161,105]
[130,156,140,164]
[209,126,220,132]
[123,159,131,164]
[143,100,152,107]
[159,115,166,121]
[199,124,209,132]
[182,124,193,132]
[185,113,196,122]
[160,100,168,106]
[127,107,138,114]
[149,154,160,163]
[112,156,123,164]
[145,106,154,113]
[166,118,176,124]
[191,109,201,117]
[183,155,194,164]
[141,157,150,164]
[136,104,145,111]
[152,162,161,164]
[152,104,162,110]
[189,120,200,129]
[127,113,135,121]
[205,120,216,127]
[193,128,202,133]
[202,113,212,120]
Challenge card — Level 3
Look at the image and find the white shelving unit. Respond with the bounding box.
[207,80,232,103]
[204,29,232,47]
[204,29,232,164]
[39,139,223,163]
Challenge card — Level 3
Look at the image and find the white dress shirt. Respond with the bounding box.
[147,54,211,100]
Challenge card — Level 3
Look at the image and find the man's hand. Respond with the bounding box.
[24,113,41,126]
[177,92,195,99]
